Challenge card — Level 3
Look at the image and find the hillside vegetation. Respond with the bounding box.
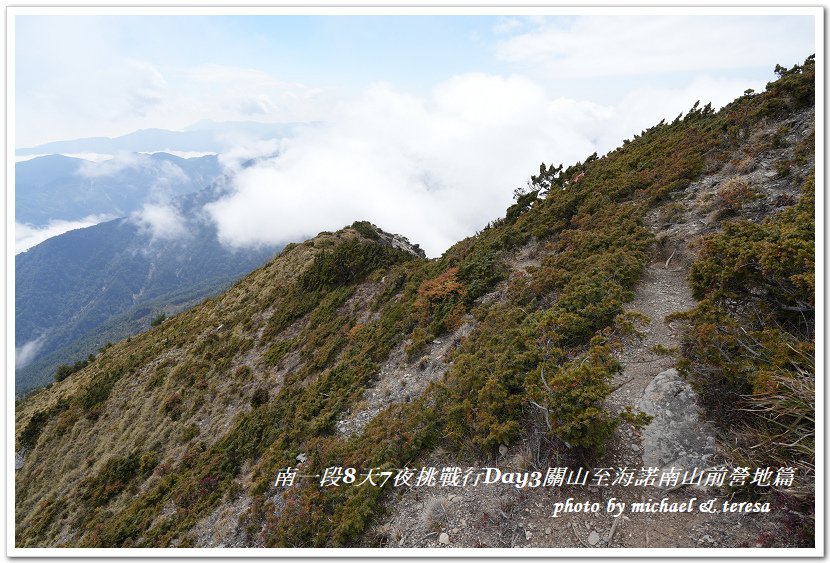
[15,57,815,548]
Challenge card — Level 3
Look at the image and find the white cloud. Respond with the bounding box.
[15,49,173,146]
[172,64,332,127]
[15,215,114,254]
[493,17,524,35]
[550,72,770,155]
[120,59,168,116]
[140,151,218,159]
[17,16,809,258]
[205,73,586,257]
[76,153,189,198]
[16,35,331,148]
[131,203,190,241]
[15,335,47,369]
[234,95,279,116]
[76,152,141,178]
[588,74,767,154]
[217,138,283,172]
[204,70,770,258]
[496,16,814,78]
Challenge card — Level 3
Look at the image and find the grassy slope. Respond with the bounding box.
[15,58,815,547]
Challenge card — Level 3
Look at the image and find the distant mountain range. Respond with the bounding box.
[16,152,222,227]
[14,122,311,392]
[16,121,311,156]
[15,185,281,393]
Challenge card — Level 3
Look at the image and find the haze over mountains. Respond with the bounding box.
[15,120,310,157]
[16,152,221,231]
[14,119,310,254]
[16,184,281,393]
[14,121,306,392]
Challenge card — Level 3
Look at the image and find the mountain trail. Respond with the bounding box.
[377,172,784,549]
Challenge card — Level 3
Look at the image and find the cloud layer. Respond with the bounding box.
[131,203,190,241]
[15,335,46,369]
[496,15,815,78]
[204,71,761,257]
[15,215,114,254]
[16,27,331,148]
[16,15,813,256]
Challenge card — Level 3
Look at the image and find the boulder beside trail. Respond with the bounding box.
[638,368,716,470]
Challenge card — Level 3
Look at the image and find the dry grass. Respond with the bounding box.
[717,176,760,212]
[734,366,815,500]
[13,232,354,543]
[419,496,450,532]
[733,155,757,173]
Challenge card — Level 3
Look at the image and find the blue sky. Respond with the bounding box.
[16,15,512,145]
[15,13,815,147]
[13,11,819,256]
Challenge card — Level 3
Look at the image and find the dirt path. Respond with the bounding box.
[377,201,775,549]
[607,240,694,415]
[561,196,775,549]
[531,207,771,549]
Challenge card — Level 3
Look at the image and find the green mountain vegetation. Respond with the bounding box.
[15,57,815,548]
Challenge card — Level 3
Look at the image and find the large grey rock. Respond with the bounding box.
[373,224,426,258]
[638,369,716,470]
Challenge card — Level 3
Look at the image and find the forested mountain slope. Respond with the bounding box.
[16,186,280,393]
[16,152,221,226]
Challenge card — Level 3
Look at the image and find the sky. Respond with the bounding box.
[13,11,818,257]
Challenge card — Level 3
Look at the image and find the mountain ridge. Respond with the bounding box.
[16,122,310,156]
[16,151,222,227]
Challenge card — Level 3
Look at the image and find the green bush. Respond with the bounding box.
[526,338,620,452]
[20,409,54,450]
[264,339,295,367]
[251,387,269,407]
[81,451,157,507]
[679,174,814,496]
[79,369,124,413]
[350,221,380,240]
[54,355,94,382]
[300,239,414,292]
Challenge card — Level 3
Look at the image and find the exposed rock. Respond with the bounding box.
[638,368,716,470]
[588,530,601,546]
[336,318,474,438]
[372,224,426,258]
[439,532,450,545]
